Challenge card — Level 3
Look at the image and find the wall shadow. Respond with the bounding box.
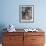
[0,24,7,43]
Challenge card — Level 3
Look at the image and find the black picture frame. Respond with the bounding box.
[19,5,34,23]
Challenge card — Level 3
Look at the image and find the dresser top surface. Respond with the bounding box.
[3,29,45,33]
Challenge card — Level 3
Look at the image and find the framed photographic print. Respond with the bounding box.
[19,5,34,23]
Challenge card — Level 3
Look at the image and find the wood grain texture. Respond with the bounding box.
[2,32,23,46]
[2,32,45,46]
[24,32,45,46]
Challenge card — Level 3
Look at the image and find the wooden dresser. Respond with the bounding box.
[2,32,45,46]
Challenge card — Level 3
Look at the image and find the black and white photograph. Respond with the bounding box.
[19,5,34,23]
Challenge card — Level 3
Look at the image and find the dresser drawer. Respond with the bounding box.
[32,44,44,46]
[24,32,44,36]
[3,42,23,46]
[3,35,23,44]
[3,44,15,46]
[32,36,45,44]
[3,32,23,36]
[3,36,23,46]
